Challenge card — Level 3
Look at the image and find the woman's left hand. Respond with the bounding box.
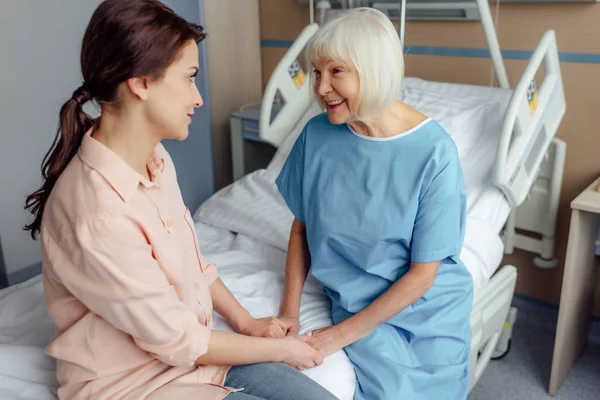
[307,325,348,358]
[241,317,289,338]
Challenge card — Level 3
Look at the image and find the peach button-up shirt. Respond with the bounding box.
[40,131,235,399]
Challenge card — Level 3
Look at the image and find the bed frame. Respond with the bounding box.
[257,0,566,392]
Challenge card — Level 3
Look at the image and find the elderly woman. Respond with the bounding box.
[275,8,472,400]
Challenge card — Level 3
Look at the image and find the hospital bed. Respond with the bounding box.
[196,1,566,398]
[0,3,566,400]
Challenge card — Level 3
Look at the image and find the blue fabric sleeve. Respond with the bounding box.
[411,143,467,264]
[275,128,306,223]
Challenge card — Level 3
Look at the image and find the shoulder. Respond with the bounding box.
[413,119,460,163]
[300,113,349,147]
[306,112,331,128]
[408,120,463,193]
[303,113,340,136]
[42,157,132,240]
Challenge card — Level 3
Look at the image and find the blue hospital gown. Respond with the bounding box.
[276,114,473,400]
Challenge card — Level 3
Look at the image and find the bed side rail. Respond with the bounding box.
[494,29,566,208]
[259,24,319,147]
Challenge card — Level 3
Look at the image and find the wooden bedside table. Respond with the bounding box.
[549,176,600,395]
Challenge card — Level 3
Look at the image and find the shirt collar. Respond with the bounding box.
[78,129,165,202]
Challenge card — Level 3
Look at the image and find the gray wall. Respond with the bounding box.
[0,0,214,286]
[161,0,215,212]
[0,0,104,283]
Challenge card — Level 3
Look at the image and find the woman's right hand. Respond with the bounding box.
[280,335,323,370]
[279,315,301,336]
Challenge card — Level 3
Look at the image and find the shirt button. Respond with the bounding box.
[194,282,199,290]
[165,219,173,228]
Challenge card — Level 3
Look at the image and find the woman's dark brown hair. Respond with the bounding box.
[24,0,205,239]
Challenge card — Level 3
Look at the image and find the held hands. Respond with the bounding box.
[280,334,324,370]
[241,316,291,338]
[306,325,348,359]
[277,313,349,369]
[278,315,301,336]
[247,312,349,370]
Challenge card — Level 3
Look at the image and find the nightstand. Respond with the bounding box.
[549,176,600,395]
[230,104,278,181]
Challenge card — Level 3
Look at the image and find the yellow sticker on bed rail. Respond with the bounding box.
[288,59,305,89]
[527,79,538,115]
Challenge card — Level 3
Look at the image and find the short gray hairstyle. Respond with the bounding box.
[306,7,405,120]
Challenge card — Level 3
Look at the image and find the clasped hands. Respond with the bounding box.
[241,315,347,370]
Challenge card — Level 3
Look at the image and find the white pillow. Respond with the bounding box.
[400,86,502,161]
[399,85,505,209]
[195,169,294,252]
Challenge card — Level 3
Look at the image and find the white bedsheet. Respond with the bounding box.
[0,275,57,400]
[197,227,357,400]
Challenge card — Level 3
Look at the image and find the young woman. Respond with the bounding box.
[24,1,337,399]
[276,8,473,400]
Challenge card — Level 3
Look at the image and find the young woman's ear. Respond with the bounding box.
[126,76,150,101]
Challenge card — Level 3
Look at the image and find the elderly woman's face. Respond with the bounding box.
[312,59,359,124]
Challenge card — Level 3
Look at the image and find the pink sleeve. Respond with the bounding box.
[200,255,219,286]
[49,217,211,367]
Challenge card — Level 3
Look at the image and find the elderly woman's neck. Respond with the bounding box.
[348,101,426,138]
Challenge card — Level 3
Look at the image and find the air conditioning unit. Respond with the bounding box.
[298,1,482,21]
[373,2,481,20]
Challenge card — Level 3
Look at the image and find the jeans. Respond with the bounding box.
[224,362,338,400]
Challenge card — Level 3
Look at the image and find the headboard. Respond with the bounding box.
[494,30,566,207]
[259,23,320,147]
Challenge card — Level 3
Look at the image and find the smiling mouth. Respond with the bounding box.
[325,99,345,109]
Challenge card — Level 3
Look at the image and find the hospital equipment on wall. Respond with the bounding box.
[254,0,567,392]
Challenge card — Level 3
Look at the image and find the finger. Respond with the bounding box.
[315,354,324,365]
[272,320,286,332]
[297,333,312,343]
[271,327,285,338]
[275,318,290,331]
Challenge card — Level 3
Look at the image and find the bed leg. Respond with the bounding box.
[492,306,518,359]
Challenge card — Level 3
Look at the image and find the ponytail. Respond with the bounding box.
[24,85,95,239]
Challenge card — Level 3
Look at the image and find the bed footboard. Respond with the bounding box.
[469,265,518,391]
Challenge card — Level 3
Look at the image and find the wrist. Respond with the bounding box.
[279,305,300,318]
[338,318,366,345]
[232,311,254,335]
[271,338,288,363]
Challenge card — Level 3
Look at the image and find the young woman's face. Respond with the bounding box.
[312,59,360,125]
[145,40,203,141]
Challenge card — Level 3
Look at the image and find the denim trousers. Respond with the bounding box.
[224,362,338,400]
